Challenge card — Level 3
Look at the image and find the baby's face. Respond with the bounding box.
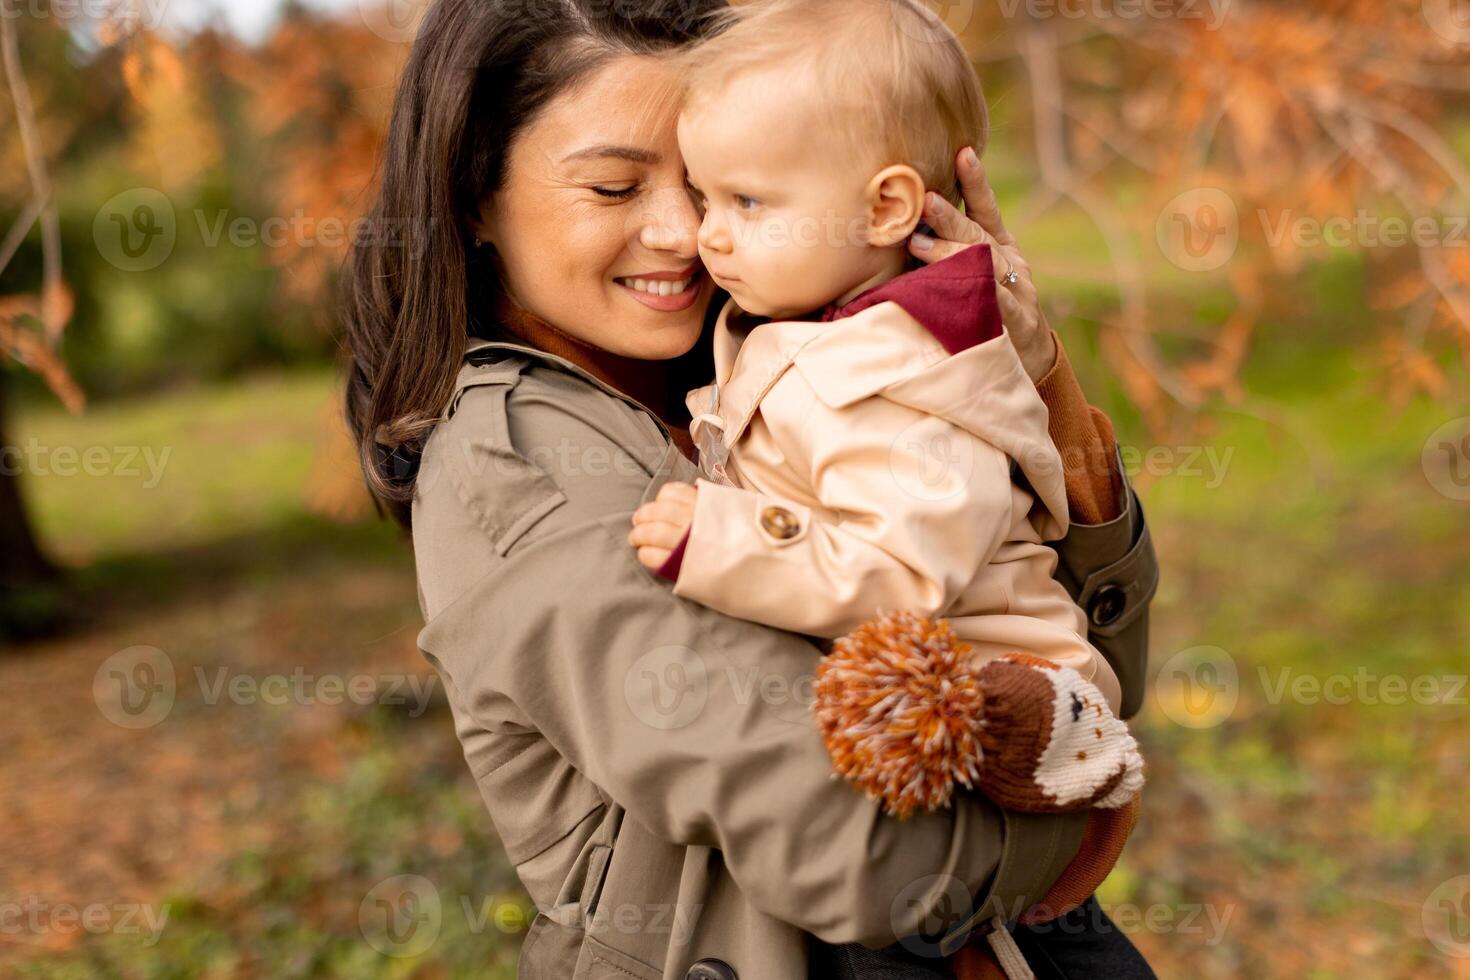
[679,68,894,319]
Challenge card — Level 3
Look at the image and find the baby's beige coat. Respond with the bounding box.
[675,299,1121,709]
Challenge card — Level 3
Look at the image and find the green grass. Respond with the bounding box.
[19,367,346,564]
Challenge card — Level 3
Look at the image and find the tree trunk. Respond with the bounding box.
[0,369,55,588]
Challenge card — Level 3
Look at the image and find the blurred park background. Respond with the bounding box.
[2,1,1469,977]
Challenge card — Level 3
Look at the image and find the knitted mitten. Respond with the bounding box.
[967,652,1144,814]
[813,611,1144,818]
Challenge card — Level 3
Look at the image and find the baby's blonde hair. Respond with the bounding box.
[681,0,987,207]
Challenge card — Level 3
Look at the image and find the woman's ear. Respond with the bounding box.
[468,199,497,249]
[863,165,926,247]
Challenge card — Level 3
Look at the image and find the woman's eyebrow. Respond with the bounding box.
[561,144,660,165]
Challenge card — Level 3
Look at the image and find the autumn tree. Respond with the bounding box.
[0,16,80,604]
[956,0,1470,445]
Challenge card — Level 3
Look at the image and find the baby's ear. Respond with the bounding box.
[864,165,926,247]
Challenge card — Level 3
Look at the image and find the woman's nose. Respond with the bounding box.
[635,188,701,256]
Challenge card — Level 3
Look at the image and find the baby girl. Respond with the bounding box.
[628,1,1143,976]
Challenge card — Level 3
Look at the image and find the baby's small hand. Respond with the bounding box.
[629,481,698,571]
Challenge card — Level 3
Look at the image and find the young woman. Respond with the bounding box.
[342,2,1158,978]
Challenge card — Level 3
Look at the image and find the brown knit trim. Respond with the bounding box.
[1035,332,1123,525]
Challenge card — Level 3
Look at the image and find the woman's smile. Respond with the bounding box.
[614,262,706,312]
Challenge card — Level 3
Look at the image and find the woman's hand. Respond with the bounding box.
[630,481,697,570]
[909,146,1058,384]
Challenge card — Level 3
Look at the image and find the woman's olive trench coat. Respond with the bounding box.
[412,336,1158,980]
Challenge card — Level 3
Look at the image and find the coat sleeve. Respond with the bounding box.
[415,379,1088,947]
[671,381,1018,639]
[1034,334,1160,719]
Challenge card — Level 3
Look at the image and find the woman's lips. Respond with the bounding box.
[615,267,704,312]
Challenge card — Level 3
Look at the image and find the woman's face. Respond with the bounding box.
[475,54,717,361]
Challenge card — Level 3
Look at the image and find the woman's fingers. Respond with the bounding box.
[909,233,978,267]
[916,185,1020,283]
[994,283,1028,333]
[956,147,1016,247]
[921,191,984,248]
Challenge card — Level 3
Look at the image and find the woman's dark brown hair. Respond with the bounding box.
[342,0,725,525]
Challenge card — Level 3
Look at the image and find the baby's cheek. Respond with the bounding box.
[755,240,844,314]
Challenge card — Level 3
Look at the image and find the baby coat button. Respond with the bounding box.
[686,959,737,980]
[759,506,802,541]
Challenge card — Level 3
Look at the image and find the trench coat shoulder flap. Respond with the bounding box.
[428,339,671,559]
[415,340,1092,966]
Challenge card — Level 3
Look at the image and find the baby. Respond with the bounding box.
[628,1,1141,976]
[635,0,1123,712]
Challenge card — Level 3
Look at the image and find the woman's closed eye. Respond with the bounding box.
[591,184,639,200]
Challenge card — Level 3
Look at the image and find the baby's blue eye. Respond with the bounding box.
[734,194,760,211]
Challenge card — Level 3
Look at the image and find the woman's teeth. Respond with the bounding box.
[619,276,693,297]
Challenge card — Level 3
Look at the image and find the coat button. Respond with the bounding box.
[686,959,737,980]
[1089,584,1127,628]
[759,506,801,541]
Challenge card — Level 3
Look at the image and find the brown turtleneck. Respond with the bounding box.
[493,292,698,462]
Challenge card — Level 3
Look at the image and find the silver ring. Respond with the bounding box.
[1002,269,1020,286]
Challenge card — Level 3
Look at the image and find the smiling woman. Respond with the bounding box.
[340,1,1158,979]
[340,1,724,523]
[468,61,718,349]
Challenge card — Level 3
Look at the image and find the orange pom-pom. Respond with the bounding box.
[814,610,986,819]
